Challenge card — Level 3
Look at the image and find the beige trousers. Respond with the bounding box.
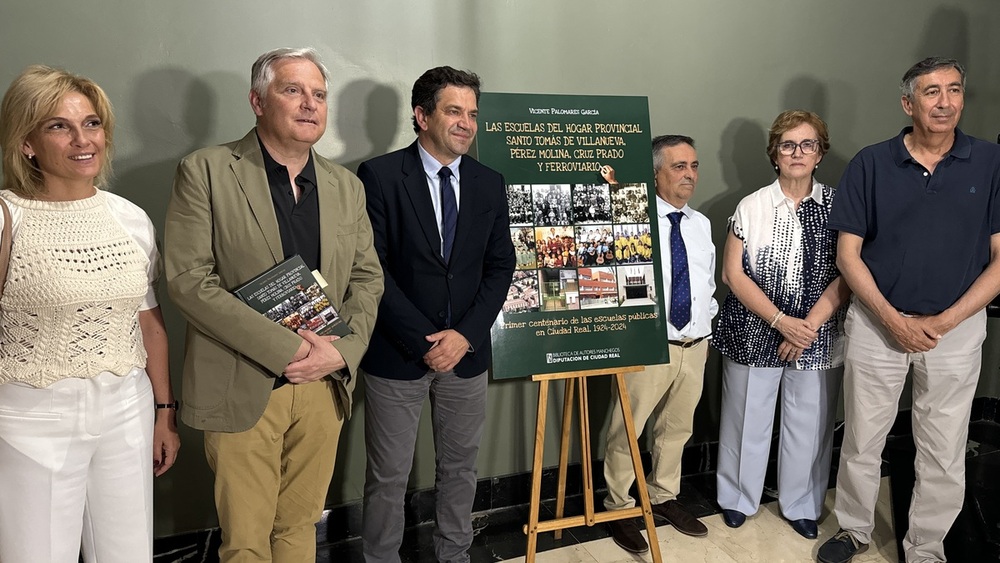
[835,299,984,563]
[205,379,343,563]
[603,340,708,509]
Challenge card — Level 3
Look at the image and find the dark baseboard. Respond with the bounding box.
[154,396,1000,559]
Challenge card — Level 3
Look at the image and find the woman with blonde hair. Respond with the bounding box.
[0,65,179,562]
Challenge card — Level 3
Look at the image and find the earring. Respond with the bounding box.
[27,153,34,159]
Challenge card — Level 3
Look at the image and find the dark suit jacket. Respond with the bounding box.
[164,129,384,432]
[357,141,515,380]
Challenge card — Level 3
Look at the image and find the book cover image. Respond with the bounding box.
[477,92,669,379]
[233,255,351,338]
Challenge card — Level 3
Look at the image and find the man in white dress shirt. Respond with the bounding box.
[601,135,718,553]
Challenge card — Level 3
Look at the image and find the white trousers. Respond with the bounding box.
[716,357,842,520]
[834,300,984,563]
[0,369,154,563]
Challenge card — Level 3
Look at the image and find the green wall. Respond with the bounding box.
[3,0,1000,537]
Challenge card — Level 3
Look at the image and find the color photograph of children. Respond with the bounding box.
[613,224,653,264]
[535,226,578,268]
[575,225,615,267]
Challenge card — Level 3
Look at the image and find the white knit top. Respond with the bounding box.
[0,189,159,388]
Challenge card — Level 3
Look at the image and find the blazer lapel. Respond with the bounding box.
[315,155,340,277]
[230,129,283,264]
[401,143,446,265]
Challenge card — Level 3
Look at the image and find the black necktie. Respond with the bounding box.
[668,211,691,329]
[439,167,457,263]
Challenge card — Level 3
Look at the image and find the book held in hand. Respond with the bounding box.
[233,255,351,338]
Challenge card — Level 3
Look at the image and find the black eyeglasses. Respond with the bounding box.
[777,139,820,156]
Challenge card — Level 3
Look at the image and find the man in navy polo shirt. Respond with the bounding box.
[817,58,1000,563]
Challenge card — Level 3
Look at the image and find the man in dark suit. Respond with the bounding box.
[357,66,515,563]
[165,47,382,562]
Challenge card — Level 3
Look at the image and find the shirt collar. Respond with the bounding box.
[890,126,972,166]
[416,141,462,181]
[656,195,691,218]
[257,134,318,188]
[764,177,824,208]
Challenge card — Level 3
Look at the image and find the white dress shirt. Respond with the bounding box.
[417,142,462,257]
[656,195,717,340]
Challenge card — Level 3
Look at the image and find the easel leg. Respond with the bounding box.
[577,376,595,525]
[616,372,662,563]
[554,378,574,540]
[525,379,549,563]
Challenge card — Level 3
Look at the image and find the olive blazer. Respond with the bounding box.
[165,128,383,432]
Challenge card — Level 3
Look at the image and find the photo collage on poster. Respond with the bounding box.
[504,181,657,315]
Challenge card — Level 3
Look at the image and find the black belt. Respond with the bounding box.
[668,336,707,348]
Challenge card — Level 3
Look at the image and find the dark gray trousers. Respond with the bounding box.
[361,369,488,563]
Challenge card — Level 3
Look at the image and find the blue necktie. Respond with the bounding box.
[439,166,457,263]
[668,211,691,329]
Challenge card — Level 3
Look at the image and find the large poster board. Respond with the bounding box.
[478,93,669,379]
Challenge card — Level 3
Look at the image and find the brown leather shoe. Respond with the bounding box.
[608,518,649,553]
[651,500,708,537]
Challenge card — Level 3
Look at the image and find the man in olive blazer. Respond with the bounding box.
[164,48,382,562]
[166,127,381,428]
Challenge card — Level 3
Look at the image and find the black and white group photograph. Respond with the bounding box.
[506,184,534,225]
[572,183,613,223]
[611,182,650,223]
[531,184,573,226]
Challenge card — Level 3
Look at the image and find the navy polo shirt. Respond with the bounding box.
[828,127,1000,314]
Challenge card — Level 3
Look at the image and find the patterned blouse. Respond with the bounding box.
[712,179,845,370]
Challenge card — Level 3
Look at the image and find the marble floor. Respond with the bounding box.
[157,474,902,563]
[153,418,1000,562]
[500,478,897,563]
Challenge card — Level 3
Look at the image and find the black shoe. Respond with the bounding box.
[608,519,649,554]
[788,518,818,539]
[651,500,708,537]
[721,509,746,528]
[817,529,869,563]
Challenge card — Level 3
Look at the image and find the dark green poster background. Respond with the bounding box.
[478,92,669,379]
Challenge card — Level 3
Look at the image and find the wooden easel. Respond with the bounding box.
[522,366,662,563]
